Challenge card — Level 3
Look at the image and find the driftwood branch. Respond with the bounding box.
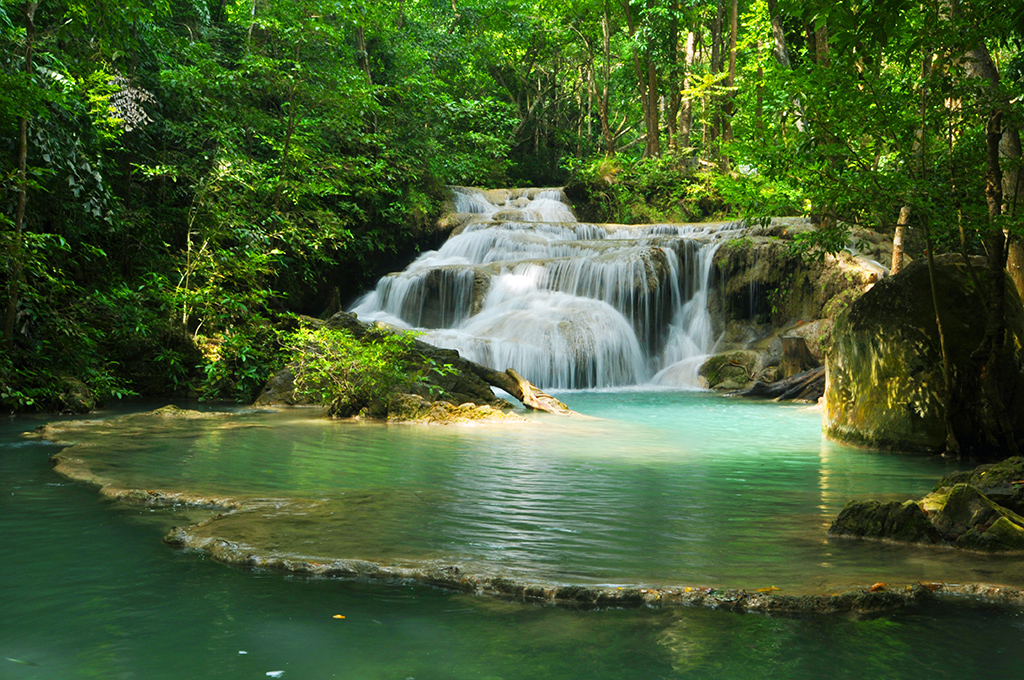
[460,362,575,415]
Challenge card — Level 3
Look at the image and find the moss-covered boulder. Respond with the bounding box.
[934,457,1024,514]
[698,350,760,390]
[824,256,1024,454]
[386,393,524,423]
[830,499,944,544]
[829,482,1024,552]
[710,225,880,334]
[255,312,516,418]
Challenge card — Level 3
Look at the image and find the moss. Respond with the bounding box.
[934,457,1024,513]
[834,481,1024,552]
[962,516,1024,552]
[824,255,1024,455]
[698,350,759,389]
[829,499,943,544]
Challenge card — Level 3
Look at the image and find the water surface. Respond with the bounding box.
[31,392,1024,592]
[4,401,1024,679]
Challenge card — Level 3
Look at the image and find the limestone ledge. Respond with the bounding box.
[162,522,1024,615]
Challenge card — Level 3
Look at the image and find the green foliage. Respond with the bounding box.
[195,323,283,403]
[282,325,421,417]
[2,0,1023,414]
[567,154,728,223]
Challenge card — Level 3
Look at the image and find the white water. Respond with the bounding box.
[351,187,741,389]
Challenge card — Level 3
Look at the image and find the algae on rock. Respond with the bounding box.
[824,256,1024,455]
[830,482,1024,553]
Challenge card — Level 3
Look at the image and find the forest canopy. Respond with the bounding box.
[2,0,1022,412]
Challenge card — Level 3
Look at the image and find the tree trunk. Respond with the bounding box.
[1001,129,1024,300]
[891,206,910,276]
[708,1,726,157]
[665,8,680,151]
[646,56,660,157]
[962,41,1020,455]
[677,32,696,148]
[723,0,738,147]
[814,24,830,68]
[766,0,805,132]
[598,1,615,154]
[354,25,372,86]
[3,2,38,351]
[621,2,651,156]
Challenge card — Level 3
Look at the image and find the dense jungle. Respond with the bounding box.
[2,0,1022,430]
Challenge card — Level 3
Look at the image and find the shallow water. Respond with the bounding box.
[32,392,1024,592]
[4,395,1024,678]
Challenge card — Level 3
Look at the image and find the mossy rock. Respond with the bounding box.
[958,516,1024,552]
[824,255,1024,455]
[832,482,1024,553]
[928,483,1008,538]
[934,457,1024,514]
[698,350,760,389]
[386,393,521,423]
[56,377,96,414]
[829,499,943,544]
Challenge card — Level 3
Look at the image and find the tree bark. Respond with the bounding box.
[891,206,911,275]
[707,1,726,157]
[962,40,1020,455]
[3,2,38,351]
[723,0,737,146]
[1001,129,1024,300]
[766,0,805,132]
[598,1,615,154]
[677,32,696,148]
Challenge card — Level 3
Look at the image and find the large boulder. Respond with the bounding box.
[824,255,1024,454]
[699,349,761,390]
[830,483,1024,553]
[933,457,1024,514]
[710,225,881,338]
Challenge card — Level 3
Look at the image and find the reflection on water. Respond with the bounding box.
[31,392,1024,592]
[4,400,1024,679]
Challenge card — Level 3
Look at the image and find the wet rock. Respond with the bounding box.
[830,499,944,545]
[710,230,879,335]
[255,311,515,417]
[933,457,1024,514]
[824,256,1024,454]
[829,482,1024,553]
[56,377,96,414]
[385,393,524,424]
[698,350,760,390]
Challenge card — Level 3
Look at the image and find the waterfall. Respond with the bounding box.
[350,187,739,390]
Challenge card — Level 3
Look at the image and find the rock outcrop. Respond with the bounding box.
[701,219,883,397]
[830,482,1024,553]
[256,311,573,422]
[934,456,1024,514]
[823,255,1024,454]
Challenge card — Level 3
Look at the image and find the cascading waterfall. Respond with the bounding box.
[350,187,741,390]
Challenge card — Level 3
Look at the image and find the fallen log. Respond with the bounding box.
[459,362,575,415]
[729,365,825,402]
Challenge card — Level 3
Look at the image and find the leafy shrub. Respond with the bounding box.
[282,325,422,417]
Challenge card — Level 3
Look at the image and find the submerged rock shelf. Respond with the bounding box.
[162,519,955,616]
[38,407,1024,618]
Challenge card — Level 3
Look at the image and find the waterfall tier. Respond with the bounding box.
[351,187,741,390]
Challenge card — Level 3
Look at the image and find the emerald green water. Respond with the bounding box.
[4,393,1024,678]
